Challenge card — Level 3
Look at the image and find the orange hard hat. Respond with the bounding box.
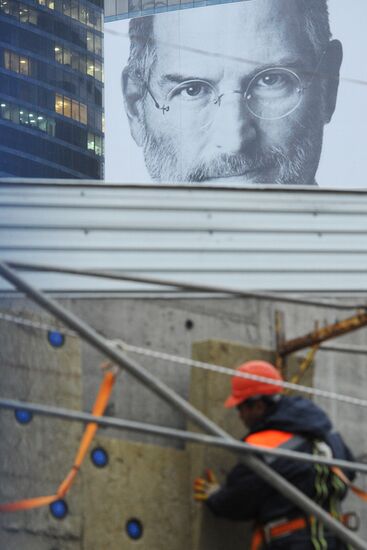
[224,360,283,408]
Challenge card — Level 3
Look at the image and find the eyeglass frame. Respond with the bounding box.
[145,50,326,123]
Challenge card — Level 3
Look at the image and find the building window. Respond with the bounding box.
[94,35,102,56]
[86,7,102,30]
[37,0,55,9]
[86,31,93,53]
[71,51,80,71]
[0,99,56,135]
[87,32,103,56]
[71,98,79,119]
[70,0,78,19]
[0,0,17,17]
[62,0,70,16]
[79,4,87,24]
[55,93,87,124]
[54,45,63,64]
[19,56,29,75]
[95,60,102,82]
[86,58,103,82]
[87,132,103,155]
[54,44,101,82]
[36,0,102,30]
[87,58,94,78]
[0,0,38,24]
[19,4,38,23]
[4,50,31,76]
[79,102,87,124]
[55,93,64,115]
[0,0,11,16]
[63,95,71,117]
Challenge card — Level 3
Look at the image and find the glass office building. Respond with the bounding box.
[0,0,103,178]
[104,0,227,20]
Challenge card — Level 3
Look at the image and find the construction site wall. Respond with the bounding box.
[0,294,366,548]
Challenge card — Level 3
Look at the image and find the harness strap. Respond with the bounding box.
[251,514,357,550]
[251,517,308,550]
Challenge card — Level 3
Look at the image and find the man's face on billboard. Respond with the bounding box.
[124,0,342,184]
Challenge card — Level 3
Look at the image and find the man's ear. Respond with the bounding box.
[122,67,145,147]
[322,39,343,124]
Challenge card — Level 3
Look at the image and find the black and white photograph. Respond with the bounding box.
[105,0,367,187]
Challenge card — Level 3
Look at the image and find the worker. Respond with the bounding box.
[193,360,356,549]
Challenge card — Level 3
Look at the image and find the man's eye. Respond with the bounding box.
[184,83,203,96]
[249,70,298,100]
[257,72,288,88]
[170,81,212,101]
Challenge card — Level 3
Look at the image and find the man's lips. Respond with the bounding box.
[198,169,269,183]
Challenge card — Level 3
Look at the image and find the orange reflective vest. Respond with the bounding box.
[245,430,312,550]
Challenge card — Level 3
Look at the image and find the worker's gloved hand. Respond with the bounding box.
[193,469,220,501]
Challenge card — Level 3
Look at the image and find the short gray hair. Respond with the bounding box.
[298,0,331,54]
[126,0,331,81]
[126,16,155,82]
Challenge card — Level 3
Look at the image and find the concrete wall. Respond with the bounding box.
[0,315,83,550]
[0,295,366,547]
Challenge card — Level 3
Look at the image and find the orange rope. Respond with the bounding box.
[0,495,59,512]
[0,368,116,513]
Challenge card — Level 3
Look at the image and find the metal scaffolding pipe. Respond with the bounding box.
[0,262,366,550]
[2,397,367,474]
[320,343,367,355]
[6,260,366,311]
[279,312,367,356]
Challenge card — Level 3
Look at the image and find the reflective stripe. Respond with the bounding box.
[246,430,308,464]
[246,430,294,448]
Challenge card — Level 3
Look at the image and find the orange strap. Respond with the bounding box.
[332,466,367,502]
[58,369,116,498]
[0,495,59,513]
[251,517,308,550]
[246,430,294,448]
[0,369,116,513]
[251,512,360,550]
[270,517,307,538]
[250,528,264,550]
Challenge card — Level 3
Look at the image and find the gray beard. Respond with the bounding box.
[141,118,322,186]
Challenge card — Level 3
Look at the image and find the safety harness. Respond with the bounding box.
[246,430,364,550]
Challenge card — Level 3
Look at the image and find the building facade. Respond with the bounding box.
[0,0,103,178]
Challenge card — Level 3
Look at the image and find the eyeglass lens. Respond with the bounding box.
[152,68,303,128]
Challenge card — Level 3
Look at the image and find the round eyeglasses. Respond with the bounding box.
[147,66,312,129]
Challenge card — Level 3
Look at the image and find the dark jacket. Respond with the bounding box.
[206,396,355,549]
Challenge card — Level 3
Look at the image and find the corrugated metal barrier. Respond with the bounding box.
[1,181,367,292]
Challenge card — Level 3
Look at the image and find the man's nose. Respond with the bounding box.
[210,92,257,153]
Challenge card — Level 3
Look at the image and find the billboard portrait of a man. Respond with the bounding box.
[104,0,366,187]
